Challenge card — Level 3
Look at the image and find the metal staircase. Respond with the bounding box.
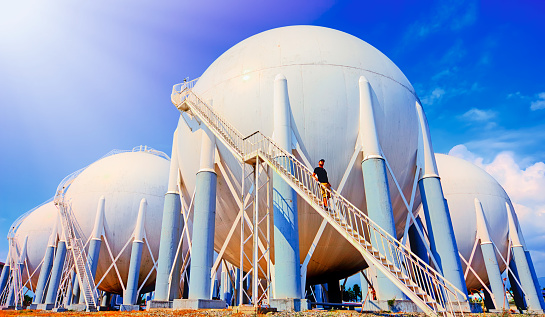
[55,201,99,311]
[172,79,466,316]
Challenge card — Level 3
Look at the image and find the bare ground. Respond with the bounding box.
[0,309,543,317]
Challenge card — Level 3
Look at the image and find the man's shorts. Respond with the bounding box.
[320,183,331,199]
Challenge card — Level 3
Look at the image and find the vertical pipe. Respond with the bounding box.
[235,267,241,306]
[474,199,508,309]
[272,74,302,299]
[188,124,217,300]
[124,198,147,305]
[220,263,232,305]
[252,159,259,306]
[71,271,80,305]
[416,101,468,298]
[506,203,545,312]
[33,221,58,304]
[101,292,111,308]
[45,240,67,305]
[155,130,182,301]
[359,75,404,300]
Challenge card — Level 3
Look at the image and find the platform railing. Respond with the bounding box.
[172,79,467,316]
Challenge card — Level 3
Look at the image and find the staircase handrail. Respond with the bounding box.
[172,80,467,315]
[58,201,99,309]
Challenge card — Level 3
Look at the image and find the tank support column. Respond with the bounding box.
[121,198,147,311]
[41,226,67,310]
[270,74,306,312]
[220,263,232,305]
[77,196,105,304]
[506,203,545,312]
[151,131,182,307]
[475,199,508,310]
[175,118,225,309]
[8,236,28,308]
[415,102,469,308]
[32,221,58,306]
[0,254,9,297]
[359,75,405,301]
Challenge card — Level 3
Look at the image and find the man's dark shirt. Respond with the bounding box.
[313,167,329,183]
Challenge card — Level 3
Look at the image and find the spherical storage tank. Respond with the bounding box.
[61,149,170,294]
[14,201,58,289]
[430,154,510,291]
[175,26,420,283]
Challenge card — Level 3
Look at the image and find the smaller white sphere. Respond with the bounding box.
[433,154,510,291]
[14,201,57,289]
[64,150,170,294]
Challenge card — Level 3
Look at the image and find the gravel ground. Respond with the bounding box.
[0,309,543,317]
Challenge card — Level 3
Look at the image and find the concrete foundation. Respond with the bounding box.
[36,303,55,310]
[173,299,227,309]
[52,307,68,312]
[120,304,140,311]
[68,303,87,311]
[146,300,173,309]
[362,299,471,313]
[270,298,309,311]
[362,300,421,312]
[233,305,277,314]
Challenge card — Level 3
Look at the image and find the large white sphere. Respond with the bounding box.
[176,26,420,283]
[14,201,57,289]
[64,151,169,294]
[434,154,509,291]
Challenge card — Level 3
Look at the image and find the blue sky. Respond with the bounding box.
[1,0,544,282]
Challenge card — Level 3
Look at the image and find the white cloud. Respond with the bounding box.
[402,0,478,44]
[530,92,545,111]
[448,145,545,274]
[421,87,445,106]
[460,108,496,121]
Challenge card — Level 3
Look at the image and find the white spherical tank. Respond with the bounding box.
[64,150,169,294]
[433,154,509,291]
[176,26,420,283]
[14,201,57,289]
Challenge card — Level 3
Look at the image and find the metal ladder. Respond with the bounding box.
[172,79,466,317]
[56,201,99,311]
